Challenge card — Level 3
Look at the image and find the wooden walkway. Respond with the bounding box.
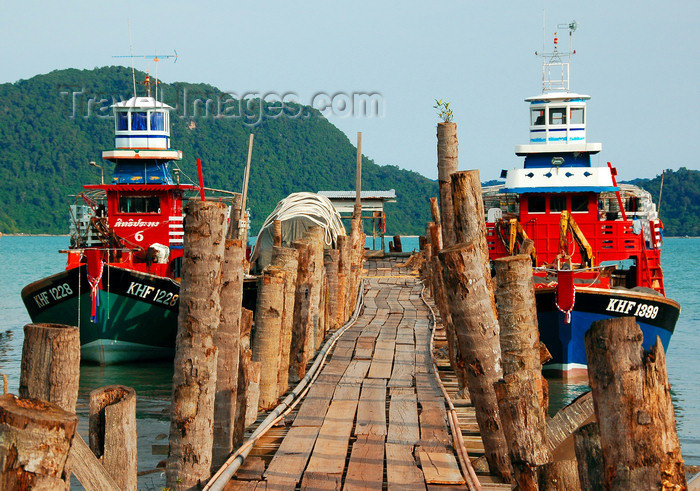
[227,257,509,490]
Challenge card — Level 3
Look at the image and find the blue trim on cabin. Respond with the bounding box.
[524,153,592,168]
[115,134,170,139]
[501,186,619,193]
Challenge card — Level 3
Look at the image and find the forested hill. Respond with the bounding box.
[625,167,700,237]
[0,66,437,235]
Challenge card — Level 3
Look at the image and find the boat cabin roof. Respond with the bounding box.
[111,96,173,111]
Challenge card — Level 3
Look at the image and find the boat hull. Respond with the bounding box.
[21,265,179,364]
[535,286,680,379]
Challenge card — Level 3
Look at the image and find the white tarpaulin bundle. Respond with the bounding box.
[250,192,346,273]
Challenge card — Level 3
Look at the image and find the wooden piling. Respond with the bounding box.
[290,238,313,382]
[167,200,228,490]
[573,422,604,490]
[324,249,340,332]
[537,460,580,490]
[252,266,287,410]
[271,246,300,398]
[337,235,351,323]
[308,226,326,351]
[212,237,247,470]
[273,219,282,247]
[439,241,511,482]
[437,121,458,246]
[233,308,255,447]
[0,395,78,490]
[19,323,80,413]
[89,385,137,491]
[584,317,686,489]
[392,235,402,252]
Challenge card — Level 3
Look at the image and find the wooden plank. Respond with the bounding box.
[355,379,387,436]
[224,479,265,491]
[305,400,358,474]
[70,434,120,491]
[353,336,375,359]
[264,426,320,485]
[387,391,420,445]
[332,383,361,402]
[293,377,338,427]
[367,339,395,379]
[385,443,426,491]
[339,359,371,385]
[418,399,452,451]
[343,434,385,491]
[300,472,342,491]
[415,351,432,374]
[388,343,415,388]
[236,456,266,480]
[396,324,415,345]
[418,449,465,485]
[415,372,443,402]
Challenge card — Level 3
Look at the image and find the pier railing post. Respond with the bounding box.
[212,237,247,469]
[167,200,228,490]
[437,121,458,246]
[584,317,686,489]
[89,385,137,491]
[271,246,299,398]
[252,266,287,410]
[439,241,511,483]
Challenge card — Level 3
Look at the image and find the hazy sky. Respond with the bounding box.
[1,1,698,182]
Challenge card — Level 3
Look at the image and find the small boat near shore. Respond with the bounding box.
[484,26,680,378]
[21,75,234,364]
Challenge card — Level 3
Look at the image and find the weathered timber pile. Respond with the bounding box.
[415,117,687,489]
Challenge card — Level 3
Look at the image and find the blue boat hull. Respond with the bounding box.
[534,286,680,378]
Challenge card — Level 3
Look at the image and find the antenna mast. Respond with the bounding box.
[128,20,136,97]
[534,20,578,93]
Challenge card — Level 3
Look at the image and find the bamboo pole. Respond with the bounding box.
[212,237,246,469]
[167,200,228,490]
[584,317,686,489]
[89,385,137,491]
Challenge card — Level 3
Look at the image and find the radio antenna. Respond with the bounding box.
[128,20,136,97]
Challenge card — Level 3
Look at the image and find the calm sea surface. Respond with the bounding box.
[0,235,698,485]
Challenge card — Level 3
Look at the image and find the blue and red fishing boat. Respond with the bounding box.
[484,24,680,378]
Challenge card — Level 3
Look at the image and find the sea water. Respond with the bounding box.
[0,235,698,484]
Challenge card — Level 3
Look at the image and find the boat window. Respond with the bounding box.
[131,112,147,131]
[570,107,584,124]
[550,195,566,213]
[528,195,546,213]
[117,112,128,131]
[571,194,588,212]
[150,112,165,131]
[549,107,567,125]
[531,109,545,126]
[119,196,161,213]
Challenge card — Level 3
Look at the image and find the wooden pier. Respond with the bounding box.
[223,257,509,490]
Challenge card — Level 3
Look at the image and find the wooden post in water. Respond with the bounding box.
[324,248,340,332]
[252,266,287,410]
[584,317,686,489]
[19,323,80,413]
[437,121,458,246]
[89,385,137,491]
[233,308,255,447]
[573,422,604,490]
[337,235,351,323]
[440,241,511,483]
[271,246,299,398]
[212,237,246,470]
[167,200,227,490]
[290,238,314,382]
[0,395,78,490]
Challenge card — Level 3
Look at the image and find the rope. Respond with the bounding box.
[250,193,346,261]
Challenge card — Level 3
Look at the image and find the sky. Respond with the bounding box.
[1,0,698,183]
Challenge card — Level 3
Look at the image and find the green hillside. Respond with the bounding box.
[625,167,700,237]
[0,67,437,235]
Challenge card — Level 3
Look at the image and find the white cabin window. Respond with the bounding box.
[549,107,567,125]
[150,112,165,131]
[531,109,545,126]
[570,107,584,124]
[132,112,147,131]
